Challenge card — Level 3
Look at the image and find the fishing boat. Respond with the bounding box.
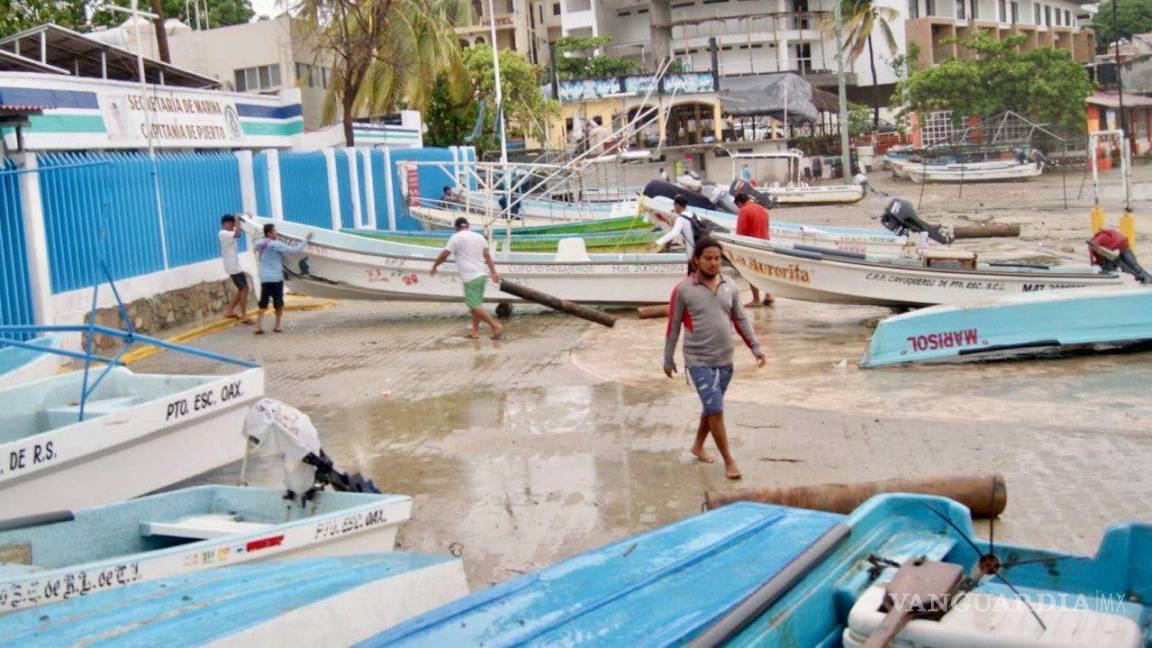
[460,190,634,221]
[861,286,1152,367]
[364,494,1151,646]
[713,232,1133,307]
[0,366,264,519]
[410,199,637,230]
[0,554,467,644]
[349,227,659,253]
[0,485,412,614]
[640,195,926,257]
[727,149,865,205]
[244,216,687,307]
[906,160,1043,184]
[0,335,61,385]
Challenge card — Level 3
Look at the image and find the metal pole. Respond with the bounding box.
[1113,0,1127,143]
[833,0,851,178]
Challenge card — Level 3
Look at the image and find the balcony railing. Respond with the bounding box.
[670,11,830,40]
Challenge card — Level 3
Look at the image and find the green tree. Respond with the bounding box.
[1093,0,1152,47]
[296,0,472,146]
[847,101,871,137]
[825,0,898,130]
[553,35,640,79]
[895,32,1094,131]
[90,0,255,29]
[0,0,88,34]
[423,73,478,148]
[460,46,558,152]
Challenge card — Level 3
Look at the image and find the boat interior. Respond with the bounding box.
[0,487,400,572]
[371,494,1152,646]
[0,336,58,379]
[0,368,219,440]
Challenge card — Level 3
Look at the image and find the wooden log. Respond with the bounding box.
[704,473,1007,519]
[498,280,616,327]
[637,304,670,319]
[951,223,1021,239]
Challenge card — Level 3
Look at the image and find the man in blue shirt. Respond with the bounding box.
[253,223,312,334]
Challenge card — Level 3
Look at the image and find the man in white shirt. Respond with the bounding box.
[431,217,505,339]
[655,195,697,274]
[218,215,252,323]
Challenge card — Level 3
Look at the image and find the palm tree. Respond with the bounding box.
[825,0,899,130]
[295,0,473,146]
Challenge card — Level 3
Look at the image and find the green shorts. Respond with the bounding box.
[463,276,487,309]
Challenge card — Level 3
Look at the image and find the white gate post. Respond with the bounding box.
[322,149,341,230]
[15,152,55,326]
[345,148,363,228]
[236,149,257,214]
[382,147,397,230]
[264,148,284,221]
[361,148,377,229]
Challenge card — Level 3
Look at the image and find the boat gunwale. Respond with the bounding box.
[717,234,1120,281]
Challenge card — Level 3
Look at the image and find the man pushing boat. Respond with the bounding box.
[664,238,765,479]
[431,217,505,339]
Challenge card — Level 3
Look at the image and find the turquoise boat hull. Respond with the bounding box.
[861,286,1152,367]
[0,554,468,646]
[364,494,1152,646]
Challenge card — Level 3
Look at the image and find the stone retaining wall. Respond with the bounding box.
[84,278,241,353]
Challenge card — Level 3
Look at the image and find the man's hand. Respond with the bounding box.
[305,232,314,241]
[430,265,438,276]
[490,271,502,283]
[664,364,677,379]
[755,351,766,368]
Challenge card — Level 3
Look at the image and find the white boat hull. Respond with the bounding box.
[0,489,410,613]
[641,196,916,257]
[715,234,1131,307]
[0,368,264,519]
[765,184,866,205]
[906,161,1042,184]
[255,218,688,307]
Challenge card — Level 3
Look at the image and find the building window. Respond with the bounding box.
[970,0,978,19]
[1010,1,1018,22]
[1044,5,1050,25]
[1064,8,1070,25]
[955,0,965,19]
[908,0,919,18]
[234,64,282,92]
[1033,4,1040,24]
[293,63,330,89]
[925,0,935,15]
[998,0,1006,21]
[552,1,559,14]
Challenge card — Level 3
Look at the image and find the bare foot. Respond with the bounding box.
[464,332,480,339]
[491,324,505,340]
[725,463,743,480]
[690,447,716,463]
[762,296,775,306]
[743,301,761,308]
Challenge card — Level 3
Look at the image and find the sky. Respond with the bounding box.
[250,0,286,19]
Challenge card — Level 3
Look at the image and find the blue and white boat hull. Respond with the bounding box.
[0,554,468,646]
[861,286,1152,367]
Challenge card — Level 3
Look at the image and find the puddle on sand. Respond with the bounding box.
[574,297,1152,433]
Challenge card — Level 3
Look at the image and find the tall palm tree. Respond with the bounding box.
[296,0,473,146]
[825,0,899,129]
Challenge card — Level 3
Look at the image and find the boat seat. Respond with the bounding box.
[141,514,273,540]
[42,396,143,428]
[0,564,42,578]
[554,237,590,262]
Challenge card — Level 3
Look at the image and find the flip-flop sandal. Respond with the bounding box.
[254,329,265,335]
[225,314,241,320]
[491,333,506,340]
[273,329,283,333]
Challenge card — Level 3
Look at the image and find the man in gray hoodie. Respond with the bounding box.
[664,238,765,479]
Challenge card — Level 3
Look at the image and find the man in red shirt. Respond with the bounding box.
[734,193,773,306]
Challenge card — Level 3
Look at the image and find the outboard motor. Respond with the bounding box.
[729,179,777,210]
[642,179,718,211]
[880,198,954,245]
[1089,229,1152,283]
[242,398,381,503]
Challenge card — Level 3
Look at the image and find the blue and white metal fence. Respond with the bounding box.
[0,160,36,335]
[6,144,474,330]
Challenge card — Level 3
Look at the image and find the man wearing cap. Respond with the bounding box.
[431,217,505,339]
[655,194,697,273]
[734,193,774,306]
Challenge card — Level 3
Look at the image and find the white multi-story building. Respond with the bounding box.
[545,0,1095,96]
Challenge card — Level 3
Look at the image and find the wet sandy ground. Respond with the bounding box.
[139,166,1152,591]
